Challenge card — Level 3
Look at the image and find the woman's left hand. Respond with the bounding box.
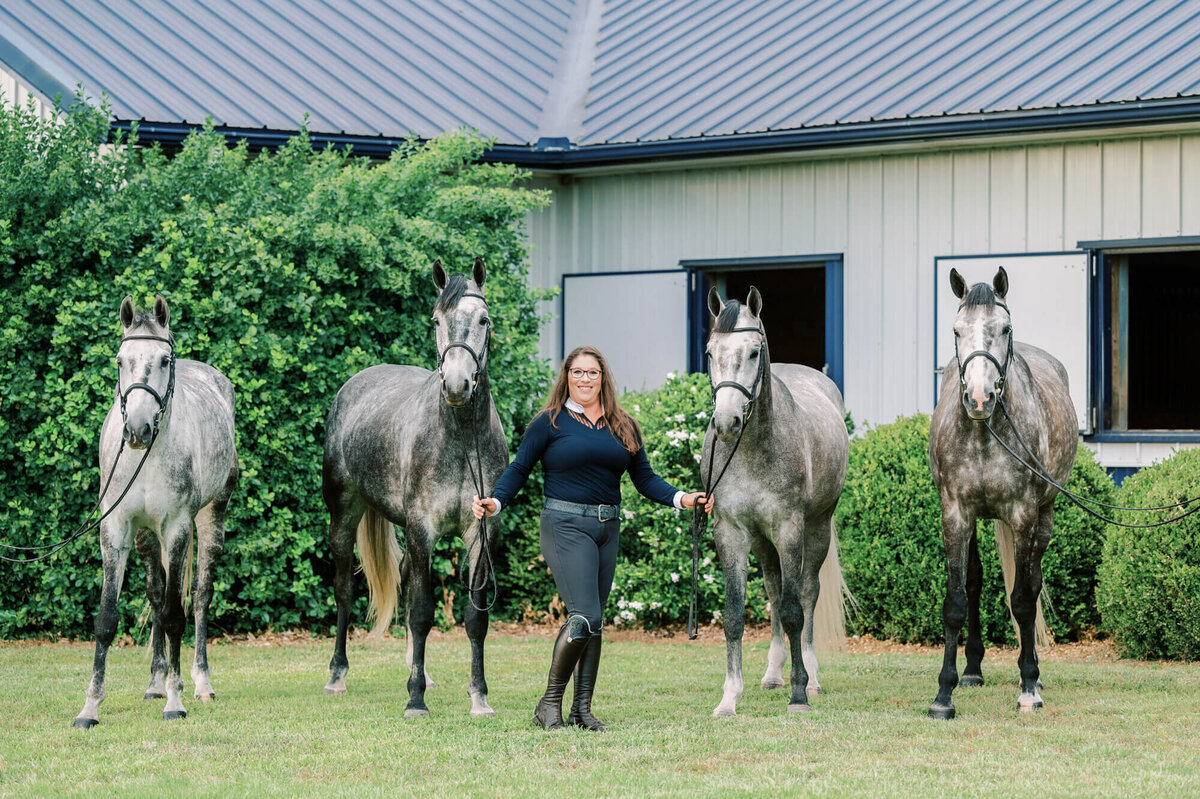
[683,492,714,514]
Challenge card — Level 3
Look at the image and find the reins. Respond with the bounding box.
[688,324,765,640]
[0,334,175,563]
[438,291,498,612]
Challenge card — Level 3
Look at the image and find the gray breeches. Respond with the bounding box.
[539,508,619,637]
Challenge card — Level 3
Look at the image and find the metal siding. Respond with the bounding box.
[1141,136,1182,238]
[883,155,920,413]
[952,151,990,253]
[917,152,954,407]
[1102,139,1142,239]
[989,148,1027,252]
[1063,141,1103,244]
[1026,144,1066,251]
[1184,136,1200,230]
[779,161,816,254]
[844,158,884,423]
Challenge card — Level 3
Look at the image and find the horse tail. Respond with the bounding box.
[357,506,402,638]
[812,522,850,652]
[994,520,1051,647]
[157,524,195,614]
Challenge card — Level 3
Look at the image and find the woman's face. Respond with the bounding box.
[566,354,603,408]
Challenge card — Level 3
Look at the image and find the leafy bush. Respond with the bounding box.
[0,96,552,637]
[1097,448,1200,661]
[835,414,1111,644]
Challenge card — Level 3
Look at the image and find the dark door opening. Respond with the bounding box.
[719,268,826,371]
[1118,252,1200,430]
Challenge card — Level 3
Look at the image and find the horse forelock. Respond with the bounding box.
[712,300,749,333]
[125,311,172,342]
[961,282,997,311]
[434,274,482,314]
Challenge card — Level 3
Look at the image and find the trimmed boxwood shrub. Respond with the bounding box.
[836,414,1112,644]
[1097,448,1200,661]
[0,96,552,637]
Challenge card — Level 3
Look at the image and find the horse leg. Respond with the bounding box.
[74,520,133,728]
[463,522,496,717]
[403,527,436,718]
[192,496,228,701]
[960,529,986,687]
[929,506,974,720]
[713,522,749,717]
[777,523,813,712]
[324,497,363,695]
[798,513,834,697]
[135,527,168,700]
[751,538,786,690]
[1012,508,1052,712]
[161,519,193,720]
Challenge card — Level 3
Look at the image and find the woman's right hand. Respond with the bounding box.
[472,495,499,519]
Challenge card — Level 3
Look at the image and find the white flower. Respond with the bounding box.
[666,371,677,379]
[629,601,645,611]
[673,413,686,423]
[612,615,624,626]
[702,557,712,567]
[670,572,680,583]
[617,599,627,609]
[650,601,662,610]
[712,610,723,622]
[611,581,617,591]
[622,509,635,520]
[703,574,715,584]
[620,609,635,621]
[694,453,702,463]
[633,404,641,412]
[695,410,708,419]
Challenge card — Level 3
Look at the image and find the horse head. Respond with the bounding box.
[949,266,1013,421]
[432,257,491,407]
[116,294,176,449]
[706,285,768,442]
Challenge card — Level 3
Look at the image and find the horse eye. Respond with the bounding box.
[115,357,122,367]
[1002,325,1012,335]
[160,355,171,367]
[479,317,490,326]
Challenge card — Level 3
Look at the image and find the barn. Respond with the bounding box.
[4,0,1200,476]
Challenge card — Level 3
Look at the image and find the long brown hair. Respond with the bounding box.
[543,345,641,453]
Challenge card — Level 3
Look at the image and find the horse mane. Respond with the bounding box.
[434,274,473,313]
[961,282,997,309]
[712,300,744,333]
[126,311,173,342]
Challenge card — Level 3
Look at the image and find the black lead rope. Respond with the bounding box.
[986,398,1200,529]
[687,327,765,639]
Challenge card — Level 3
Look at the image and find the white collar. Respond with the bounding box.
[565,398,603,415]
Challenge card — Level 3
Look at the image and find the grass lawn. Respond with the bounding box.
[1,629,1197,797]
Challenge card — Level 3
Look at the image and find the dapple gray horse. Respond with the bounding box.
[704,286,848,716]
[74,294,238,728]
[928,267,1075,719]
[323,258,508,718]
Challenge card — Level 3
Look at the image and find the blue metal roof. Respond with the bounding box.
[2,0,1200,157]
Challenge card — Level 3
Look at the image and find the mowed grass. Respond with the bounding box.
[1,631,1198,798]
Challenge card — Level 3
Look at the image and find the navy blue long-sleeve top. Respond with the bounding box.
[492,406,681,509]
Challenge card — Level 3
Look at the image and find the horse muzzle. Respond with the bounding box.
[712,412,743,443]
[961,387,997,421]
[440,376,476,408]
[123,421,155,449]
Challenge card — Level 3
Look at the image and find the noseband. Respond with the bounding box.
[436,292,491,388]
[117,334,176,438]
[711,325,766,422]
[954,301,1013,399]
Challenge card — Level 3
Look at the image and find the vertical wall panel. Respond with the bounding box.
[746,164,783,254]
[779,161,816,253]
[845,158,884,422]
[813,160,849,253]
[882,155,920,414]
[952,151,989,253]
[1102,139,1141,238]
[1063,141,1102,246]
[917,152,954,408]
[989,148,1027,252]
[1183,135,1200,231]
[1141,136,1182,238]
[1026,144,1065,250]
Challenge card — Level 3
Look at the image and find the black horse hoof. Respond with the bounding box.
[928,703,956,720]
[72,716,99,729]
[163,710,187,721]
[143,691,166,700]
[960,674,984,688]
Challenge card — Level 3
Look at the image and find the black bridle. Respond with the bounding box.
[954,300,1013,400]
[688,324,766,639]
[437,291,498,612]
[1,334,175,563]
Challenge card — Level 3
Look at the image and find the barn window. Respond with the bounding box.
[1092,241,1200,433]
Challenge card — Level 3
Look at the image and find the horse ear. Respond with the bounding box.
[949,268,967,299]
[993,266,1009,300]
[472,256,486,287]
[432,259,447,290]
[153,293,170,328]
[707,285,723,318]
[119,295,135,328]
[747,285,762,317]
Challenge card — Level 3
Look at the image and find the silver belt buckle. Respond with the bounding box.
[597,504,613,521]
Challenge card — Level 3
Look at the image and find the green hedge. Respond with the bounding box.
[835,415,1112,644]
[0,96,552,637]
[1097,449,1200,661]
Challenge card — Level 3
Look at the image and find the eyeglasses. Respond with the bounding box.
[568,368,602,381]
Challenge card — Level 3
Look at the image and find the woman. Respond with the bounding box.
[473,346,712,731]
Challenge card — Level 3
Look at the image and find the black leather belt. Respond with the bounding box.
[543,497,620,522]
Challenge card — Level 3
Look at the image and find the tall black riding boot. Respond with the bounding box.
[532,617,590,730]
[567,633,607,731]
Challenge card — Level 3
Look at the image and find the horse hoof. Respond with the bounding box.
[960,674,984,688]
[324,681,347,695]
[1018,695,1044,712]
[713,708,736,718]
[143,691,166,700]
[404,707,430,719]
[760,679,785,691]
[928,703,955,721]
[72,716,99,729]
[470,707,495,718]
[196,693,216,702]
[163,710,187,721]
[787,702,812,714]
[806,685,822,696]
